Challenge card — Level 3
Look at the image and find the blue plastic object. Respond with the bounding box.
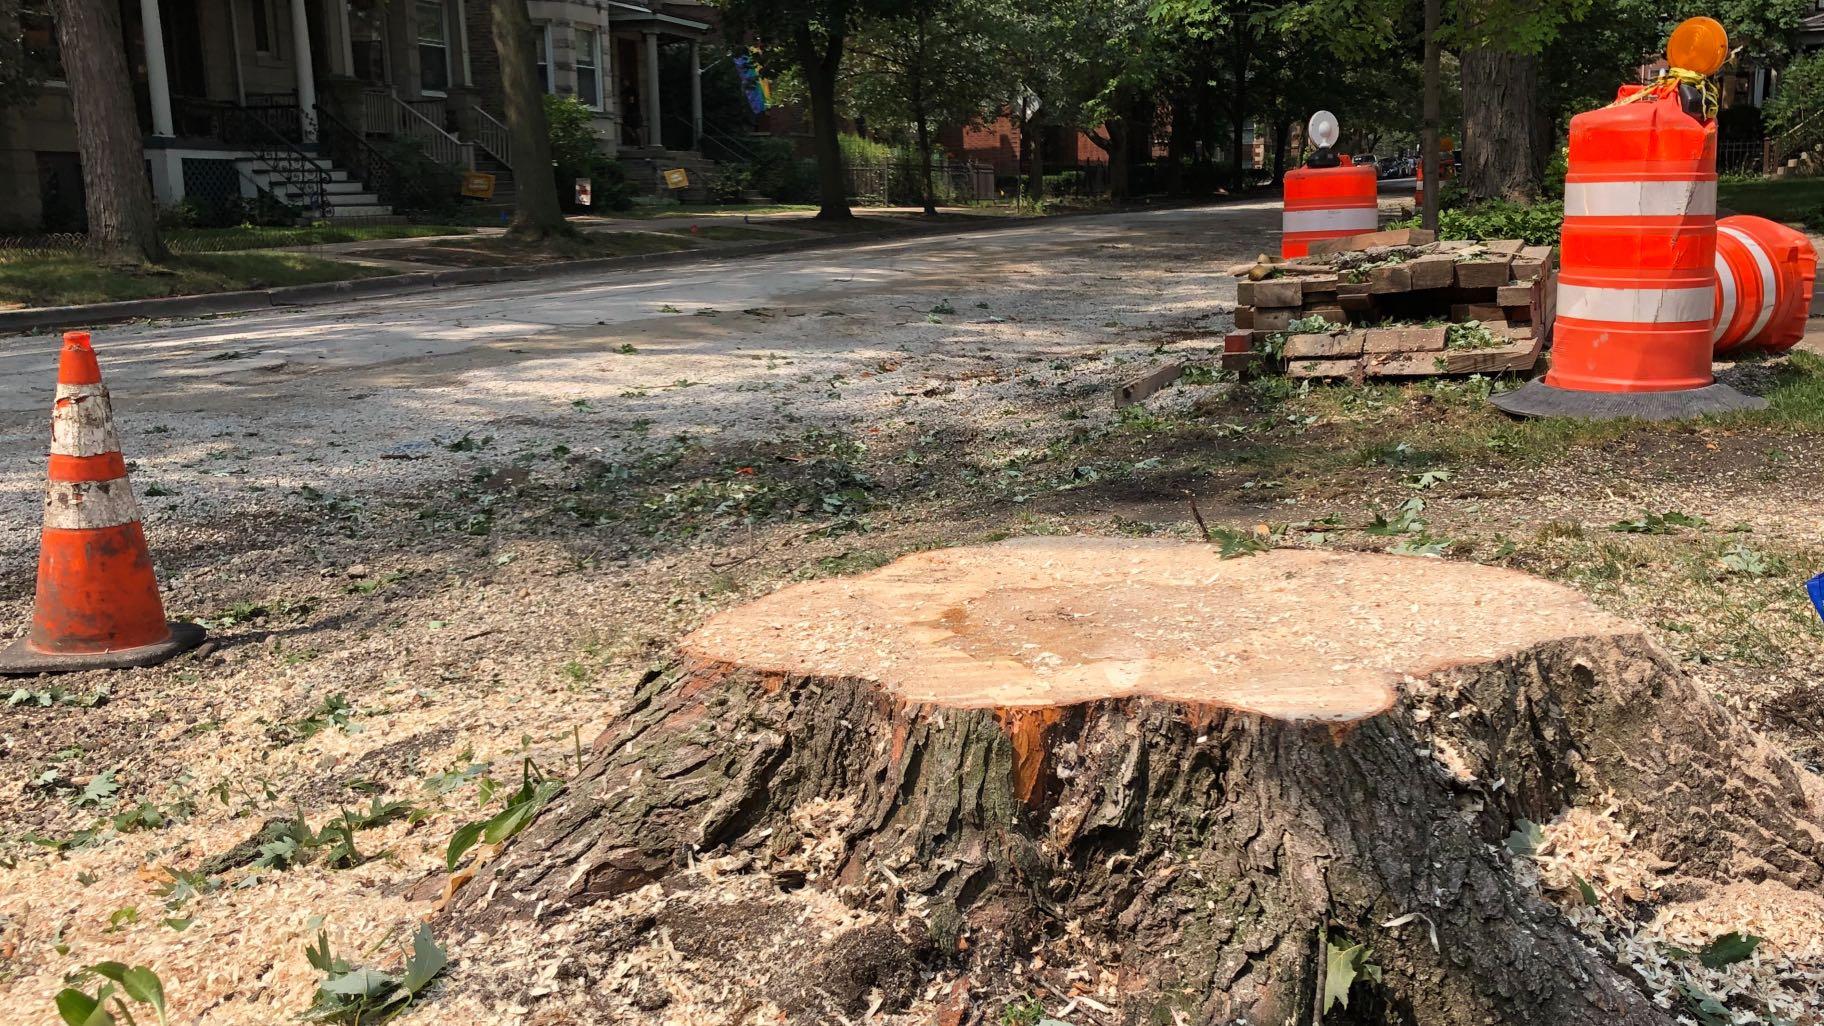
[1809,572,1824,623]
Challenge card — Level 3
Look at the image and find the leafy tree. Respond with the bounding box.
[846,0,999,213]
[720,0,899,220]
[489,0,568,239]
[1766,50,1824,155]
[50,0,163,263]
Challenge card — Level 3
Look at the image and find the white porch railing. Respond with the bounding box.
[359,89,475,170]
[472,107,512,166]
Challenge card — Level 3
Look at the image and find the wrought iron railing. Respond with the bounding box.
[174,98,330,218]
[315,103,457,214]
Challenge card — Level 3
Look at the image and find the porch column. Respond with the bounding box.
[689,40,701,150]
[292,0,319,140]
[454,0,473,86]
[140,0,174,136]
[642,31,661,149]
[336,0,355,76]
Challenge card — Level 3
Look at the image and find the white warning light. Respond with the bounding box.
[1308,110,1339,151]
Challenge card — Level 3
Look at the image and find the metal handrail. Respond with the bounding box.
[315,103,450,213]
[470,107,512,166]
[393,96,475,170]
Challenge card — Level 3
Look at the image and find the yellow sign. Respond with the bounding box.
[460,171,496,200]
[662,168,690,190]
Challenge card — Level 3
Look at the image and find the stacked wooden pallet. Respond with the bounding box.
[1226,229,1557,382]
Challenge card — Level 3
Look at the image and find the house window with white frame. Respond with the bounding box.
[417,0,450,94]
[576,28,602,108]
[534,26,551,92]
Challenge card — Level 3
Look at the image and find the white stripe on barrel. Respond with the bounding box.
[43,478,143,531]
[1557,283,1715,324]
[1282,208,1379,234]
[1719,224,1779,342]
[1563,179,1717,218]
[50,384,122,458]
[1712,254,1739,344]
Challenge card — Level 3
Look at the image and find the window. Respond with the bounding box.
[416,0,449,93]
[249,0,273,54]
[20,4,62,81]
[576,29,601,108]
[534,26,550,93]
[349,0,386,85]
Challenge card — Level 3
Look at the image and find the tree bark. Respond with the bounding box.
[1228,2,1251,193]
[1421,0,1441,230]
[51,0,164,264]
[1026,113,1043,204]
[1460,44,1545,202]
[797,26,852,222]
[1107,118,1129,200]
[449,635,1824,1025]
[1271,114,1292,184]
[489,0,566,239]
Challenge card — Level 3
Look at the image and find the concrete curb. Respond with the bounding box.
[0,197,1257,336]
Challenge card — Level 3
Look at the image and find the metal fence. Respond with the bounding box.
[1718,138,1770,175]
[844,161,997,206]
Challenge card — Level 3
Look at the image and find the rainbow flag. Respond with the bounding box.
[735,55,773,115]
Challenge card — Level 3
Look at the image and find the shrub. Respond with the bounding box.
[1044,170,1088,195]
[543,95,634,212]
[1768,52,1824,155]
[1392,199,1564,245]
[705,164,754,203]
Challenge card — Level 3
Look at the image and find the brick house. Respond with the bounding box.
[0,0,714,230]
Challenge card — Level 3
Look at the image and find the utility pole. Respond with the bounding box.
[1421,0,1441,231]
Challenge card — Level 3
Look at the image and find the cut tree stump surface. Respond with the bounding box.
[683,539,1634,721]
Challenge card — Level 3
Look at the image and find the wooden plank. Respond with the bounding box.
[1454,258,1513,289]
[1338,293,1376,314]
[1116,362,1184,405]
[1251,278,1305,308]
[1284,332,1363,358]
[1288,357,1364,379]
[1366,335,1542,377]
[1362,328,1406,354]
[1484,239,1525,255]
[1301,303,1350,325]
[1223,329,1256,353]
[1235,306,1255,329]
[1368,264,1413,294]
[1451,303,1506,322]
[1254,308,1294,332]
[1408,254,1457,290]
[1496,284,1535,306]
[1399,326,1449,351]
[1306,228,1437,256]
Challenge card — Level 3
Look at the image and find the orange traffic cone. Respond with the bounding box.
[0,332,204,674]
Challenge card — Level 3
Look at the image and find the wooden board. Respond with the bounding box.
[1115,362,1183,406]
[1454,258,1513,289]
[1367,335,1542,376]
[1283,332,1362,358]
[1306,227,1437,256]
[1408,254,1458,290]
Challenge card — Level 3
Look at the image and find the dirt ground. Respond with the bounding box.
[2,204,1823,1025]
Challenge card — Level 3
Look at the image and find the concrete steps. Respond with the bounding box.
[234,156,394,220]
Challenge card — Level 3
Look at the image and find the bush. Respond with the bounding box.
[705,164,754,203]
[1392,199,1565,245]
[1044,170,1088,195]
[1768,52,1824,155]
[543,94,634,212]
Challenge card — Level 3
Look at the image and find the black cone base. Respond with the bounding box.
[1491,381,1767,421]
[0,621,207,675]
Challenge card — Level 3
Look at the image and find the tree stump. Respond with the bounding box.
[451,539,1824,1025]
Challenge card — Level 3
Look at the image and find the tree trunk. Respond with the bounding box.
[1026,114,1043,204]
[447,542,1824,1025]
[1271,114,1292,184]
[489,0,565,239]
[916,115,936,216]
[1228,6,1250,193]
[1164,99,1190,195]
[1421,0,1441,230]
[52,0,164,264]
[1107,118,1129,201]
[798,27,851,222]
[1460,44,1545,202]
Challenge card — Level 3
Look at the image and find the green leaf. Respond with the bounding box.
[1505,819,1544,856]
[78,770,120,808]
[319,967,398,998]
[87,962,130,984]
[1323,941,1364,1012]
[399,924,449,996]
[120,966,166,1020]
[445,822,486,871]
[56,988,111,1026]
[1571,873,1599,906]
[1697,931,1762,969]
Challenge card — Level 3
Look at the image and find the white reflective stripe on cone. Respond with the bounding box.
[1563,179,1717,218]
[1720,225,1779,341]
[42,478,143,531]
[1556,283,1715,324]
[1282,208,1379,234]
[1713,252,1739,343]
[49,389,122,458]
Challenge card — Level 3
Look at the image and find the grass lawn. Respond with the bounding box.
[1718,177,1824,228]
[163,224,475,252]
[660,225,804,242]
[341,230,699,268]
[0,252,387,309]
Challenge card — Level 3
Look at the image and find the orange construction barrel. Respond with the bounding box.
[1713,214,1817,354]
[1281,156,1379,258]
[1547,83,1718,394]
